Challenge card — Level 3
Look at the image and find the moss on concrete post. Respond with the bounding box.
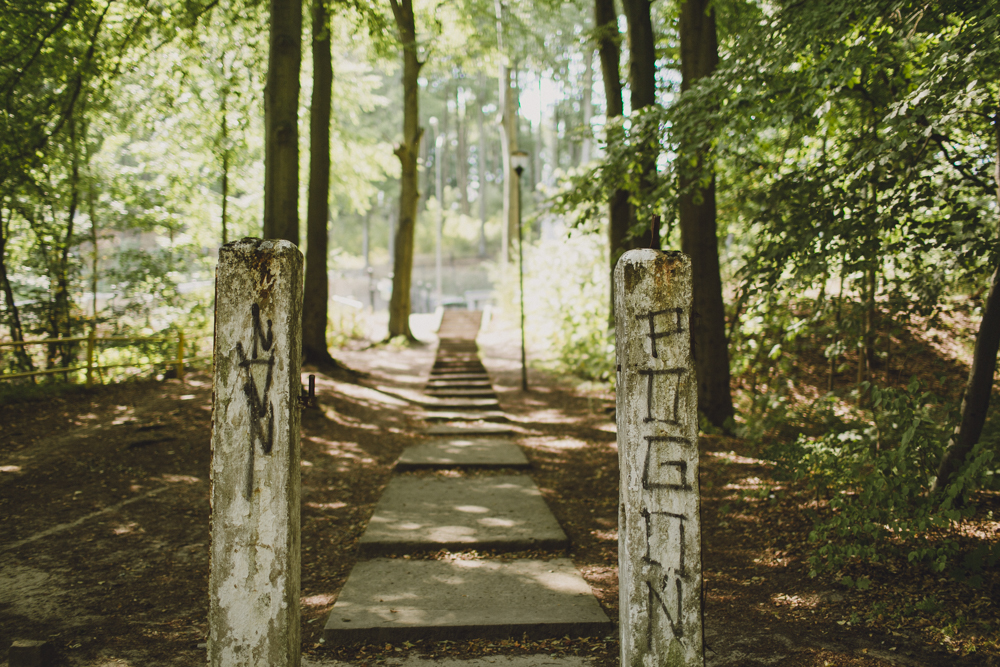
[615,249,703,667]
[210,238,303,667]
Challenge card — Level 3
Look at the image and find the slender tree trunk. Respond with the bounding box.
[87,131,99,336]
[595,0,633,317]
[678,0,734,429]
[263,0,302,244]
[859,262,878,387]
[418,119,428,216]
[476,79,488,257]
[457,86,470,216]
[220,81,230,246]
[0,204,34,373]
[581,47,594,165]
[51,113,80,369]
[387,0,422,340]
[498,64,519,266]
[933,108,1000,494]
[303,0,337,368]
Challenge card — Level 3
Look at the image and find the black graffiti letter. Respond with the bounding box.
[637,307,684,358]
[236,303,276,500]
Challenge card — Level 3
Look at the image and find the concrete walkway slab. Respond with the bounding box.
[358,475,567,555]
[323,558,610,645]
[421,411,508,422]
[426,389,497,398]
[424,424,515,436]
[428,373,492,381]
[424,398,501,410]
[396,438,528,470]
[427,379,493,387]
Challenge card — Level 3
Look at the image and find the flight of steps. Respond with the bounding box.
[324,311,611,645]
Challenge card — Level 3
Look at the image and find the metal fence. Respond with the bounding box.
[0,330,211,385]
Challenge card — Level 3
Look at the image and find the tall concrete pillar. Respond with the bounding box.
[615,249,703,667]
[209,238,303,667]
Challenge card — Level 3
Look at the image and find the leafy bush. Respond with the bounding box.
[522,229,615,384]
[770,380,994,576]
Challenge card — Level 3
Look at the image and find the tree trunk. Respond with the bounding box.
[457,86,470,216]
[220,80,230,246]
[263,0,301,244]
[581,47,594,165]
[596,0,634,316]
[51,113,80,369]
[498,63,519,266]
[678,0,734,429]
[387,0,422,340]
[933,110,1000,494]
[622,0,655,109]
[622,0,657,235]
[476,78,488,257]
[0,204,34,373]
[303,0,338,368]
[595,0,623,120]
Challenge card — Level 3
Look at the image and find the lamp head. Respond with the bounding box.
[510,150,530,177]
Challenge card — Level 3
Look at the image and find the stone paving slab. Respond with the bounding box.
[428,373,492,381]
[396,438,528,470]
[423,398,501,410]
[426,379,493,387]
[323,558,610,645]
[424,424,515,436]
[420,411,508,422]
[358,475,567,555]
[426,389,497,398]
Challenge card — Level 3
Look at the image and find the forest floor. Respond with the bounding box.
[0,313,998,666]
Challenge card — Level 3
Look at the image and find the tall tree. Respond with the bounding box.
[302,0,337,368]
[580,46,594,165]
[457,86,470,216]
[678,0,733,428]
[495,1,519,266]
[263,0,302,244]
[498,63,519,266]
[476,77,489,257]
[621,0,657,244]
[387,0,422,339]
[594,0,631,310]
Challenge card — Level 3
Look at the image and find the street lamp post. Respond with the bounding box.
[510,150,530,392]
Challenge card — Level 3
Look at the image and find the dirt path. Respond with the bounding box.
[0,315,991,666]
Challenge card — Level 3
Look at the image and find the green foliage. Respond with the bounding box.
[522,229,615,384]
[769,379,995,577]
[326,302,369,349]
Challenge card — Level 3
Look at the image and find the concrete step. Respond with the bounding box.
[358,475,567,556]
[433,363,487,371]
[426,379,492,387]
[425,389,497,398]
[424,424,515,436]
[428,373,492,381]
[324,558,611,645]
[423,398,501,410]
[421,411,507,422]
[396,438,528,470]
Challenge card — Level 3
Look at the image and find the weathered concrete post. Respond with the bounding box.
[615,249,703,667]
[210,238,303,667]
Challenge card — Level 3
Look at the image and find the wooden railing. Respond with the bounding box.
[0,330,211,385]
